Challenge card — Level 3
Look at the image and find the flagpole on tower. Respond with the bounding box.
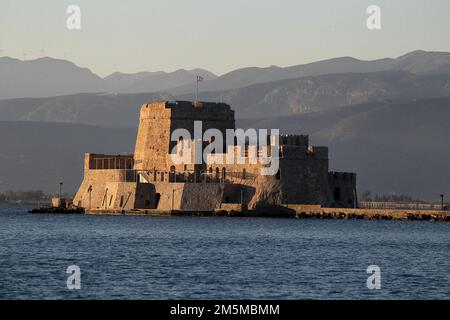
[195,75,203,103]
[196,77,198,102]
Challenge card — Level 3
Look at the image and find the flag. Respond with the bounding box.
[196,75,204,82]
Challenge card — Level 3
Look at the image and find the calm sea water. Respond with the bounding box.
[0,204,449,299]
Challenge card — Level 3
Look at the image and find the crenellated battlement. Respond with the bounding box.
[139,100,235,122]
[328,171,356,181]
[280,145,328,160]
[279,134,309,146]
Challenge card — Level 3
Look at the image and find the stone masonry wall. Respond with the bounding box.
[328,172,357,208]
[133,101,235,172]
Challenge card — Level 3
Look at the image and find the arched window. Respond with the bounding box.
[222,168,226,180]
[170,165,176,173]
[242,169,246,179]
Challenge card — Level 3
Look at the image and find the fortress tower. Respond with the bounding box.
[133,101,234,172]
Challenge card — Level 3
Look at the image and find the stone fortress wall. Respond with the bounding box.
[73,100,357,213]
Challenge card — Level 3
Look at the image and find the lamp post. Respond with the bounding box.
[88,185,93,210]
[440,194,444,211]
[172,189,175,211]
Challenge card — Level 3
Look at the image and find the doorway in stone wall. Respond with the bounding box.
[334,187,341,201]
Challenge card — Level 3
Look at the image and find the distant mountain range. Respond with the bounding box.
[182,70,450,118]
[0,57,105,99]
[2,50,450,99]
[104,68,216,94]
[0,56,215,99]
[169,50,450,95]
[1,70,450,124]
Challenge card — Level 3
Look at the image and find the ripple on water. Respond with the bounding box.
[0,206,449,299]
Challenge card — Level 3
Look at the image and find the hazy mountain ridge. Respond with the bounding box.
[168,56,394,95]
[104,68,217,93]
[2,70,449,125]
[2,50,450,99]
[182,71,450,118]
[0,57,105,99]
[168,50,450,95]
[0,56,216,99]
[391,50,450,74]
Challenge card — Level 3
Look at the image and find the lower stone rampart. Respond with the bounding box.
[84,205,450,221]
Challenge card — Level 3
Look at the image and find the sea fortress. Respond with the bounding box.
[66,100,448,221]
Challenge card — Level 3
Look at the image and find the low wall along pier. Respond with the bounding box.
[84,205,450,222]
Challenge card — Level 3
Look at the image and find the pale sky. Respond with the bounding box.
[0,0,449,77]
